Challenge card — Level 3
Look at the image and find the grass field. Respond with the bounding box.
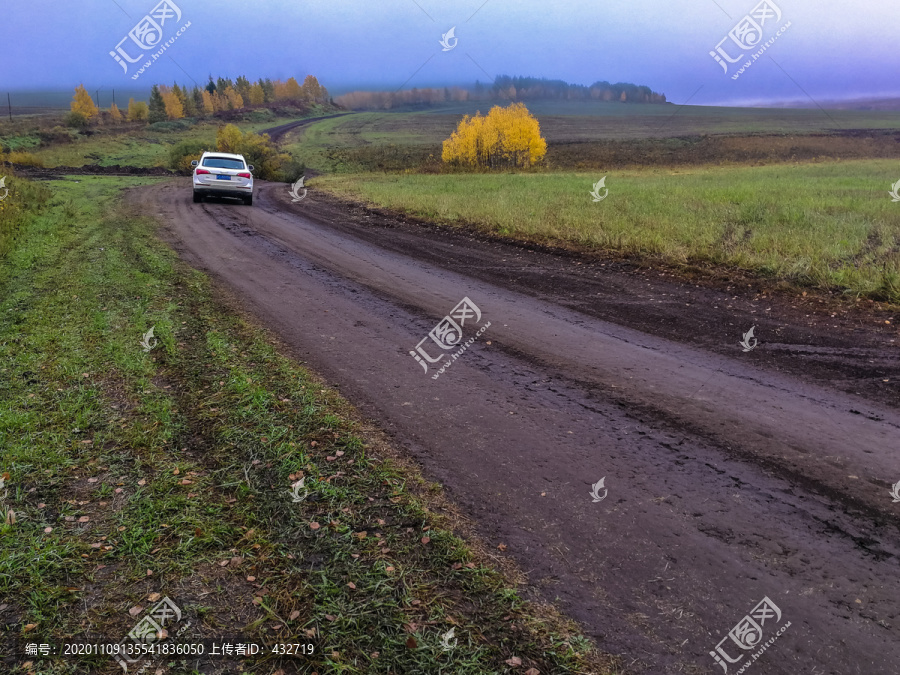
[0,175,607,674]
[313,160,900,302]
[283,104,900,174]
[0,107,333,169]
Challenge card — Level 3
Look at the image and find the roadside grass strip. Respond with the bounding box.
[0,175,610,674]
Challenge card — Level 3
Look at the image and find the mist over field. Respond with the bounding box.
[4,0,899,107]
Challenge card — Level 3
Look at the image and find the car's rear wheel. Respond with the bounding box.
[244,195,253,206]
[193,192,202,203]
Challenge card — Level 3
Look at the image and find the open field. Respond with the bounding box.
[0,107,334,169]
[0,175,604,674]
[312,159,900,302]
[283,103,900,173]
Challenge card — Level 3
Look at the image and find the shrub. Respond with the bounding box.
[65,112,89,129]
[37,127,74,146]
[168,140,210,173]
[247,109,275,123]
[147,120,193,132]
[215,124,291,180]
[442,102,547,170]
[4,151,45,167]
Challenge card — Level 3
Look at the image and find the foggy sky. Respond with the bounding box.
[3,0,897,106]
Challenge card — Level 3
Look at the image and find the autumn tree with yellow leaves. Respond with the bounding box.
[441,102,547,170]
[71,84,98,119]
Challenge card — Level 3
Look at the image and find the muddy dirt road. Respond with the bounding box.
[133,179,900,675]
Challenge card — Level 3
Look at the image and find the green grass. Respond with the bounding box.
[313,161,900,302]
[0,110,329,169]
[0,175,610,674]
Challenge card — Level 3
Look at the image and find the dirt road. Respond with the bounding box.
[133,179,900,675]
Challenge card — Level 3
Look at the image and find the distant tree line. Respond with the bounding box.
[336,75,666,110]
[67,75,330,126]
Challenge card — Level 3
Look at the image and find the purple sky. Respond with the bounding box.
[3,0,898,106]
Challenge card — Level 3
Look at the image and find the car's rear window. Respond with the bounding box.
[202,157,245,170]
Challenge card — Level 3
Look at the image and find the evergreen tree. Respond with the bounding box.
[148,85,166,123]
[205,76,217,94]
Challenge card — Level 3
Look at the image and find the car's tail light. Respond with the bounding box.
[196,169,210,175]
[237,172,251,178]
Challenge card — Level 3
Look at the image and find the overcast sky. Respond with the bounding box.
[3,0,898,106]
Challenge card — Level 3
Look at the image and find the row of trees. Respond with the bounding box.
[442,102,547,169]
[336,87,471,110]
[489,76,667,104]
[69,75,330,125]
[337,76,667,110]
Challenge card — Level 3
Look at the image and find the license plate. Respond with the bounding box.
[216,174,231,181]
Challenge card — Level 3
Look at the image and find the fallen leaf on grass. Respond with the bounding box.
[505,656,522,666]
[289,610,301,621]
[78,516,90,523]
[146,569,153,576]
[385,566,395,572]
[87,478,98,483]
[336,451,344,457]
[252,597,263,606]
[347,582,356,589]
[310,522,321,530]
[172,468,180,475]
[451,563,462,570]
[497,543,508,551]
[406,636,418,649]
[137,479,146,486]
[23,623,37,633]
[525,669,541,675]
[129,606,143,617]
[147,593,161,602]
[421,537,430,545]
[404,623,418,632]
[43,527,52,533]
[325,614,336,621]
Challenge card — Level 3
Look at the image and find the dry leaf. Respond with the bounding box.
[23,623,37,633]
[336,451,345,457]
[252,597,263,605]
[325,614,336,621]
[146,569,153,576]
[505,656,522,666]
[148,593,161,602]
[78,516,90,523]
[173,468,180,475]
[385,566,395,572]
[347,582,356,589]
[44,527,52,533]
[129,606,143,617]
[289,610,301,621]
[525,669,541,675]
[247,575,256,582]
[137,479,146,486]
[406,636,417,649]
[497,543,508,551]
[87,478,98,483]
[452,563,462,570]
[421,537,430,545]
[310,522,321,530]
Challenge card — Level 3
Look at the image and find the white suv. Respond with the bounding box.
[191,152,254,206]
